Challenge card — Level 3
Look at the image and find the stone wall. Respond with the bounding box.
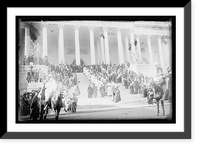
[18,65,48,94]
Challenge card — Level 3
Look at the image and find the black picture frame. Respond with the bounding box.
[2,1,191,139]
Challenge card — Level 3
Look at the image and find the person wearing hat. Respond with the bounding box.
[87,84,93,98]
[72,93,78,112]
[30,91,40,121]
[92,83,98,98]
[99,84,105,98]
[75,81,81,96]
[54,92,64,120]
[113,84,121,103]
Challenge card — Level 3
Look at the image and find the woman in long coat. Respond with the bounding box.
[92,84,98,98]
[124,76,128,89]
[99,84,106,98]
[75,81,81,96]
[87,85,93,98]
[113,85,121,103]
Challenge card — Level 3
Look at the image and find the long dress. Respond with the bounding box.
[130,81,134,94]
[93,85,98,98]
[87,86,93,98]
[114,89,121,103]
[124,78,128,89]
[75,85,81,96]
[106,84,113,96]
[100,86,105,97]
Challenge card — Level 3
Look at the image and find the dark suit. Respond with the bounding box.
[30,96,40,120]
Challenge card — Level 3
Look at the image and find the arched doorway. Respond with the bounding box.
[72,59,85,66]
[71,59,85,73]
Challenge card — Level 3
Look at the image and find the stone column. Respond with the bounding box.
[100,35,105,64]
[147,35,154,64]
[58,24,65,64]
[157,35,165,71]
[24,25,30,57]
[97,41,101,64]
[89,26,95,65]
[130,28,136,63]
[42,22,48,58]
[74,25,81,65]
[103,28,110,64]
[117,28,124,64]
[125,37,130,62]
[136,35,142,61]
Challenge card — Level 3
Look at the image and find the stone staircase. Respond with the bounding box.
[117,83,148,107]
[76,73,149,108]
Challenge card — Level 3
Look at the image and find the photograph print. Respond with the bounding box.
[17,16,175,123]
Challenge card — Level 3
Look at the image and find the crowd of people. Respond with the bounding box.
[83,62,172,103]
[23,55,50,66]
[21,62,81,117]
[83,63,138,96]
[20,60,172,118]
[26,62,84,83]
[83,63,128,103]
[26,68,45,83]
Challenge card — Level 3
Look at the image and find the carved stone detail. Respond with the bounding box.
[41,22,48,28]
[58,23,64,29]
[161,35,171,44]
[74,25,80,30]
[134,23,171,31]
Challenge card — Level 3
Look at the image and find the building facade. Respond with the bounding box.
[19,20,172,73]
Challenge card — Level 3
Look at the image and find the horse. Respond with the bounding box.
[147,82,165,116]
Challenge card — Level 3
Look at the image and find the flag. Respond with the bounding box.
[27,22,40,42]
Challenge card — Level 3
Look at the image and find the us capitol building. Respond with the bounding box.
[18,20,172,91]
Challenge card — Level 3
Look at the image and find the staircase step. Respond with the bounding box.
[74,72,149,107]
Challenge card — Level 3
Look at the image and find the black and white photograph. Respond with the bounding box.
[17,16,174,123]
[3,3,192,140]
[4,5,192,139]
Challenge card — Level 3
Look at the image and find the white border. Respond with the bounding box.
[7,8,184,132]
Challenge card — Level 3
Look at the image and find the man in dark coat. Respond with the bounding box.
[30,92,40,121]
[27,71,31,83]
[55,92,64,120]
[111,72,117,83]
